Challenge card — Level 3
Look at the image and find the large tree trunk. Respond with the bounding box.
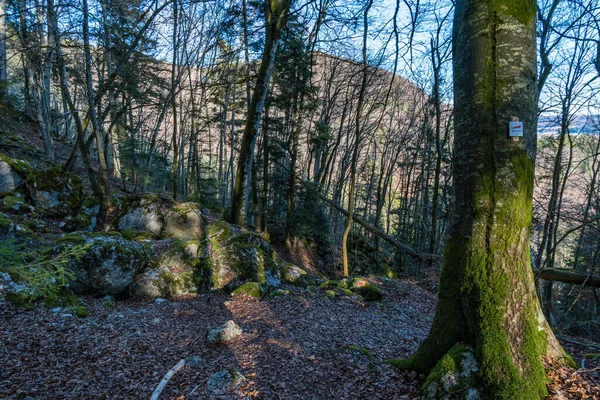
[230,0,290,226]
[389,1,569,398]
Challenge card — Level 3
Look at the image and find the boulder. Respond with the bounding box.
[281,262,310,286]
[0,154,32,197]
[27,168,84,217]
[1,195,34,213]
[422,345,481,400]
[206,320,242,344]
[0,212,14,235]
[131,239,206,299]
[58,232,149,296]
[206,368,246,395]
[231,282,262,298]
[117,195,167,236]
[162,202,204,240]
[205,220,280,289]
[349,278,383,302]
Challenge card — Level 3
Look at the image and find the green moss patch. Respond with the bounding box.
[231,282,262,298]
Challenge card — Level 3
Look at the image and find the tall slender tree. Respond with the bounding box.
[231,0,291,226]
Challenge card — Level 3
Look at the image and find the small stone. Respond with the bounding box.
[155,298,166,303]
[186,356,203,368]
[51,307,62,313]
[206,320,242,344]
[206,368,246,394]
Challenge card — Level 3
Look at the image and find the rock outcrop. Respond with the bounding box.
[27,168,84,217]
[57,233,150,296]
[131,239,207,299]
[205,220,280,289]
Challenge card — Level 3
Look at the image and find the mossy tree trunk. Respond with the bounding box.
[392,0,569,398]
[231,0,290,226]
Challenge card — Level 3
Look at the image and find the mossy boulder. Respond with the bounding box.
[0,154,30,196]
[27,167,84,217]
[74,196,101,232]
[131,239,204,299]
[281,262,309,286]
[162,202,204,240]
[349,278,384,302]
[116,196,205,241]
[116,194,167,236]
[422,344,481,400]
[1,195,33,213]
[57,232,150,296]
[205,220,280,289]
[231,282,262,298]
[320,280,339,290]
[0,212,14,235]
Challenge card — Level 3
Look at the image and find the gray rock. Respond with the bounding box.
[206,368,246,394]
[206,320,242,344]
[27,169,84,217]
[58,233,149,296]
[0,161,24,195]
[161,202,204,240]
[130,239,202,299]
[206,221,280,289]
[118,195,166,236]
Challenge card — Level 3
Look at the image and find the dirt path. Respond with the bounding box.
[0,280,435,399]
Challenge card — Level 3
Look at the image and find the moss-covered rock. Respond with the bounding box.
[281,262,309,286]
[206,320,242,344]
[74,196,101,232]
[162,202,204,240]
[23,218,47,233]
[267,288,290,300]
[0,154,29,196]
[116,194,167,236]
[57,232,150,296]
[27,167,84,217]
[319,280,339,290]
[206,368,246,394]
[231,281,262,298]
[422,344,481,400]
[349,278,384,302]
[1,195,33,213]
[131,239,201,299]
[205,220,280,289]
[0,212,14,235]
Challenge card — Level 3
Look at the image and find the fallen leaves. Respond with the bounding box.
[0,279,598,399]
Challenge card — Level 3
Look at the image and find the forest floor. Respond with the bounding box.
[1,278,600,400]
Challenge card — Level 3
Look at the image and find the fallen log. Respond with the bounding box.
[537,269,600,288]
[294,177,439,260]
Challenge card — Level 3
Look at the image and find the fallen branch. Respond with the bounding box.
[556,334,600,352]
[536,269,600,288]
[295,177,438,260]
[150,359,186,400]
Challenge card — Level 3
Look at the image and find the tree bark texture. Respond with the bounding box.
[390,1,569,398]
